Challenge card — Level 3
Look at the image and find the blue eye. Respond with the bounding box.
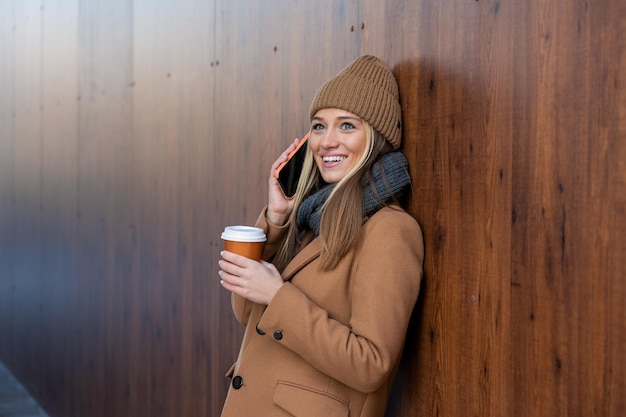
[341,122,355,130]
[312,123,325,130]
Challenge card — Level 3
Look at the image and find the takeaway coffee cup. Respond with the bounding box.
[221,226,267,261]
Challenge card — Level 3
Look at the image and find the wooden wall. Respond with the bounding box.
[0,1,624,416]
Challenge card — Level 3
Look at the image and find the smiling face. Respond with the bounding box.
[309,108,369,184]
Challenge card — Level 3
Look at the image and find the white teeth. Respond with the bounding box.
[322,156,346,163]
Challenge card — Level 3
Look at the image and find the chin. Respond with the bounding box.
[320,173,344,184]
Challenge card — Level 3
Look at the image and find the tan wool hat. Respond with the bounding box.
[309,55,402,149]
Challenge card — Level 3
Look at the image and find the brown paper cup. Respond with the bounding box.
[221,226,267,261]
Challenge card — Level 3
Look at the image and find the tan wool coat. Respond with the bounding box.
[220,205,424,417]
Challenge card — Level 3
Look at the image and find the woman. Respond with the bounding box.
[218,55,424,417]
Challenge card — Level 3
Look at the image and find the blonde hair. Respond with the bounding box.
[273,122,393,271]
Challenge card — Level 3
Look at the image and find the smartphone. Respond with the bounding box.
[274,132,310,199]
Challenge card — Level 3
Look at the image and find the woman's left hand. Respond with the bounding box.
[218,250,284,305]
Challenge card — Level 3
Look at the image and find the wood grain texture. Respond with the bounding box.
[376,1,517,416]
[76,2,133,417]
[10,0,45,404]
[39,2,79,415]
[0,0,16,373]
[0,1,624,417]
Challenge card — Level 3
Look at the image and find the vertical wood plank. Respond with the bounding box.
[12,0,43,398]
[39,1,79,415]
[130,2,175,413]
[77,1,134,416]
[0,0,16,364]
[163,3,214,415]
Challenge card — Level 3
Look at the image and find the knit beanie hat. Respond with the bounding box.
[309,55,402,149]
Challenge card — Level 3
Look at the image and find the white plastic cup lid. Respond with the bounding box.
[221,226,266,242]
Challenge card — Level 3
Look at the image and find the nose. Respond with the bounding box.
[319,131,338,149]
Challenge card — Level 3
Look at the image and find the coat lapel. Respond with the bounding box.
[281,233,320,281]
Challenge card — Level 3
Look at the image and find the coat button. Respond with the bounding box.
[256,325,265,335]
[273,330,283,340]
[232,375,243,389]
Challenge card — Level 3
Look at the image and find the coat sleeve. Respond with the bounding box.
[257,209,424,393]
[231,207,289,325]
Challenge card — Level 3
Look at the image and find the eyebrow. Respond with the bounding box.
[312,115,363,122]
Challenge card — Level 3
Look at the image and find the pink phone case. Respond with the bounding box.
[274,131,310,179]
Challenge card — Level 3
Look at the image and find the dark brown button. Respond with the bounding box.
[273,330,283,340]
[232,375,243,389]
[256,325,265,335]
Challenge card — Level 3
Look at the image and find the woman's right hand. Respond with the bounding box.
[267,137,301,225]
